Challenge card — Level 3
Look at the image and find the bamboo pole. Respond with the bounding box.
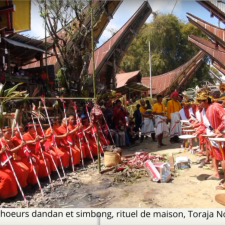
[45,0,49,92]
[91,5,101,173]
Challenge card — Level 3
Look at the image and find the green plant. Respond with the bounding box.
[0,82,29,127]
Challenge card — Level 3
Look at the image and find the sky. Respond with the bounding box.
[21,0,225,47]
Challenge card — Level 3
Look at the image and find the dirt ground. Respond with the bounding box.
[67,137,225,208]
[1,136,225,208]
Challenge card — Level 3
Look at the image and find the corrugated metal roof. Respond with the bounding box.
[188,35,225,68]
[141,51,205,95]
[116,70,140,88]
[3,37,50,53]
[115,82,149,95]
[2,33,54,65]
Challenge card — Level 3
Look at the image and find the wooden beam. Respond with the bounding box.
[106,61,113,66]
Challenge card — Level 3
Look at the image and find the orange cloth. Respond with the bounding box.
[70,124,87,159]
[57,125,81,165]
[166,99,181,120]
[23,132,51,178]
[11,135,39,185]
[83,125,98,157]
[0,138,29,188]
[45,127,70,168]
[33,130,58,172]
[0,168,18,199]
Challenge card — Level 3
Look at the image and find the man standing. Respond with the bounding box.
[140,99,155,142]
[167,91,182,143]
[152,95,168,147]
[195,90,225,182]
[113,99,130,146]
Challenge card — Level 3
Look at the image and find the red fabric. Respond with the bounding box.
[205,103,225,132]
[184,107,190,119]
[45,128,69,168]
[0,168,18,199]
[11,136,39,185]
[0,138,29,188]
[68,124,87,159]
[113,105,127,126]
[23,132,51,178]
[196,103,225,161]
[57,125,81,165]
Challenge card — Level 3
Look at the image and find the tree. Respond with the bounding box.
[119,13,212,88]
[37,0,104,95]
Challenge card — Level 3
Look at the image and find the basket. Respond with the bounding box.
[104,151,121,167]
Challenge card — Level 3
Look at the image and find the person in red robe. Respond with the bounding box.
[82,115,98,157]
[57,118,81,167]
[23,123,51,178]
[45,119,70,168]
[195,91,225,182]
[34,124,58,172]
[0,167,18,199]
[0,127,29,188]
[11,126,39,185]
[68,115,87,159]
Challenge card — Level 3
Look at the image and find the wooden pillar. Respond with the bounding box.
[7,50,11,75]
[113,52,116,89]
[40,53,43,68]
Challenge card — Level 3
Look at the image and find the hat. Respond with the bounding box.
[182,91,189,101]
[219,83,225,92]
[189,99,195,104]
[170,91,179,98]
[195,89,210,101]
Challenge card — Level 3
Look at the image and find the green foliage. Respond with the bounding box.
[56,69,66,88]
[119,13,211,88]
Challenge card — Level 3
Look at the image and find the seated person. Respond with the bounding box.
[115,118,126,147]
[127,121,139,144]
[106,114,119,146]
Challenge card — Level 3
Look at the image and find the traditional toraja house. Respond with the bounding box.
[197,0,225,24]
[188,35,225,68]
[187,13,225,49]
[88,1,152,90]
[0,32,54,95]
[186,1,225,75]
[23,0,123,75]
[213,61,225,74]
[141,51,205,96]
[0,0,31,34]
[115,70,149,97]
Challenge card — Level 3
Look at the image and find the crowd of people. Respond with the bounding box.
[1,86,225,201]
